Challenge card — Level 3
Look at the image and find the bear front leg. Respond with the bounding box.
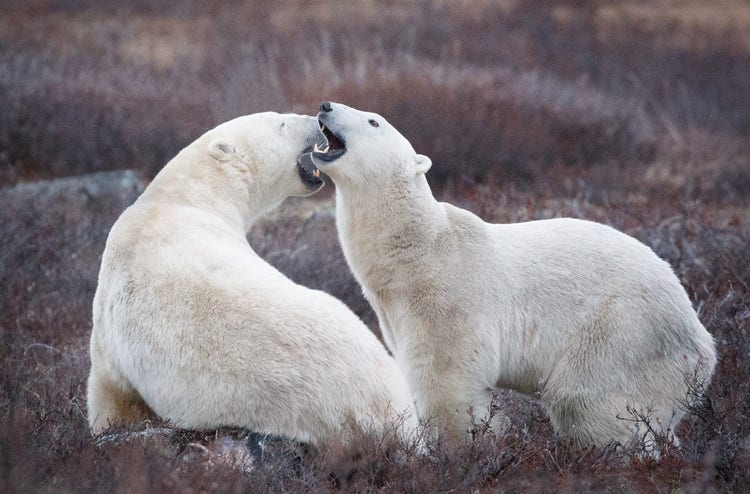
[414,374,507,443]
[467,389,510,439]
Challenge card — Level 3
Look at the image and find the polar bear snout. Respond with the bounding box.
[312,110,347,163]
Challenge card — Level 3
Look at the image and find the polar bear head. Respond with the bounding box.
[202,112,325,199]
[308,102,432,186]
[150,112,326,229]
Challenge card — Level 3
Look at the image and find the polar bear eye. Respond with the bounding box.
[368,119,379,128]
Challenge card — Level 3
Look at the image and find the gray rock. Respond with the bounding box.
[0,170,146,344]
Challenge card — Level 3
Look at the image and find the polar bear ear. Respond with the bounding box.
[208,139,236,162]
[414,154,432,175]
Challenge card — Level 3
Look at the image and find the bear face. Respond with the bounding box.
[309,102,432,185]
[205,112,325,200]
[123,111,326,240]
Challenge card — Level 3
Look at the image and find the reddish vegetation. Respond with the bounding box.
[1,1,748,492]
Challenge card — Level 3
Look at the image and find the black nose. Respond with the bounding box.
[320,101,333,112]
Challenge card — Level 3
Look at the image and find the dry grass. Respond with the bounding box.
[1,0,749,491]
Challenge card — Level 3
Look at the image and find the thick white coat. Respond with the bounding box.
[313,102,717,448]
[87,112,418,446]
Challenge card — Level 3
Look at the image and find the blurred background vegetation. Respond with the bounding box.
[2,0,749,199]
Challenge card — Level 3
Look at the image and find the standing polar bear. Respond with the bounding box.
[87,111,419,447]
[309,101,717,450]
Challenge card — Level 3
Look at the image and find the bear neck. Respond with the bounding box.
[335,172,447,289]
[144,157,256,235]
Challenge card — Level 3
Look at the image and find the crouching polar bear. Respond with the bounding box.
[308,101,717,449]
[87,111,418,446]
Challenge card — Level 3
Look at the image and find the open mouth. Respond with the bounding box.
[312,120,346,162]
[296,150,324,191]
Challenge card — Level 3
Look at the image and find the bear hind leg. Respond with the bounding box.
[543,389,683,454]
[87,368,153,434]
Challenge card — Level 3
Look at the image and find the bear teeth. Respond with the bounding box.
[313,142,331,153]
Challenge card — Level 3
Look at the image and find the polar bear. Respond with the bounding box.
[87,111,419,447]
[308,101,717,450]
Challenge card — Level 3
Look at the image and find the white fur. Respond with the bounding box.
[87,112,418,446]
[313,102,717,449]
